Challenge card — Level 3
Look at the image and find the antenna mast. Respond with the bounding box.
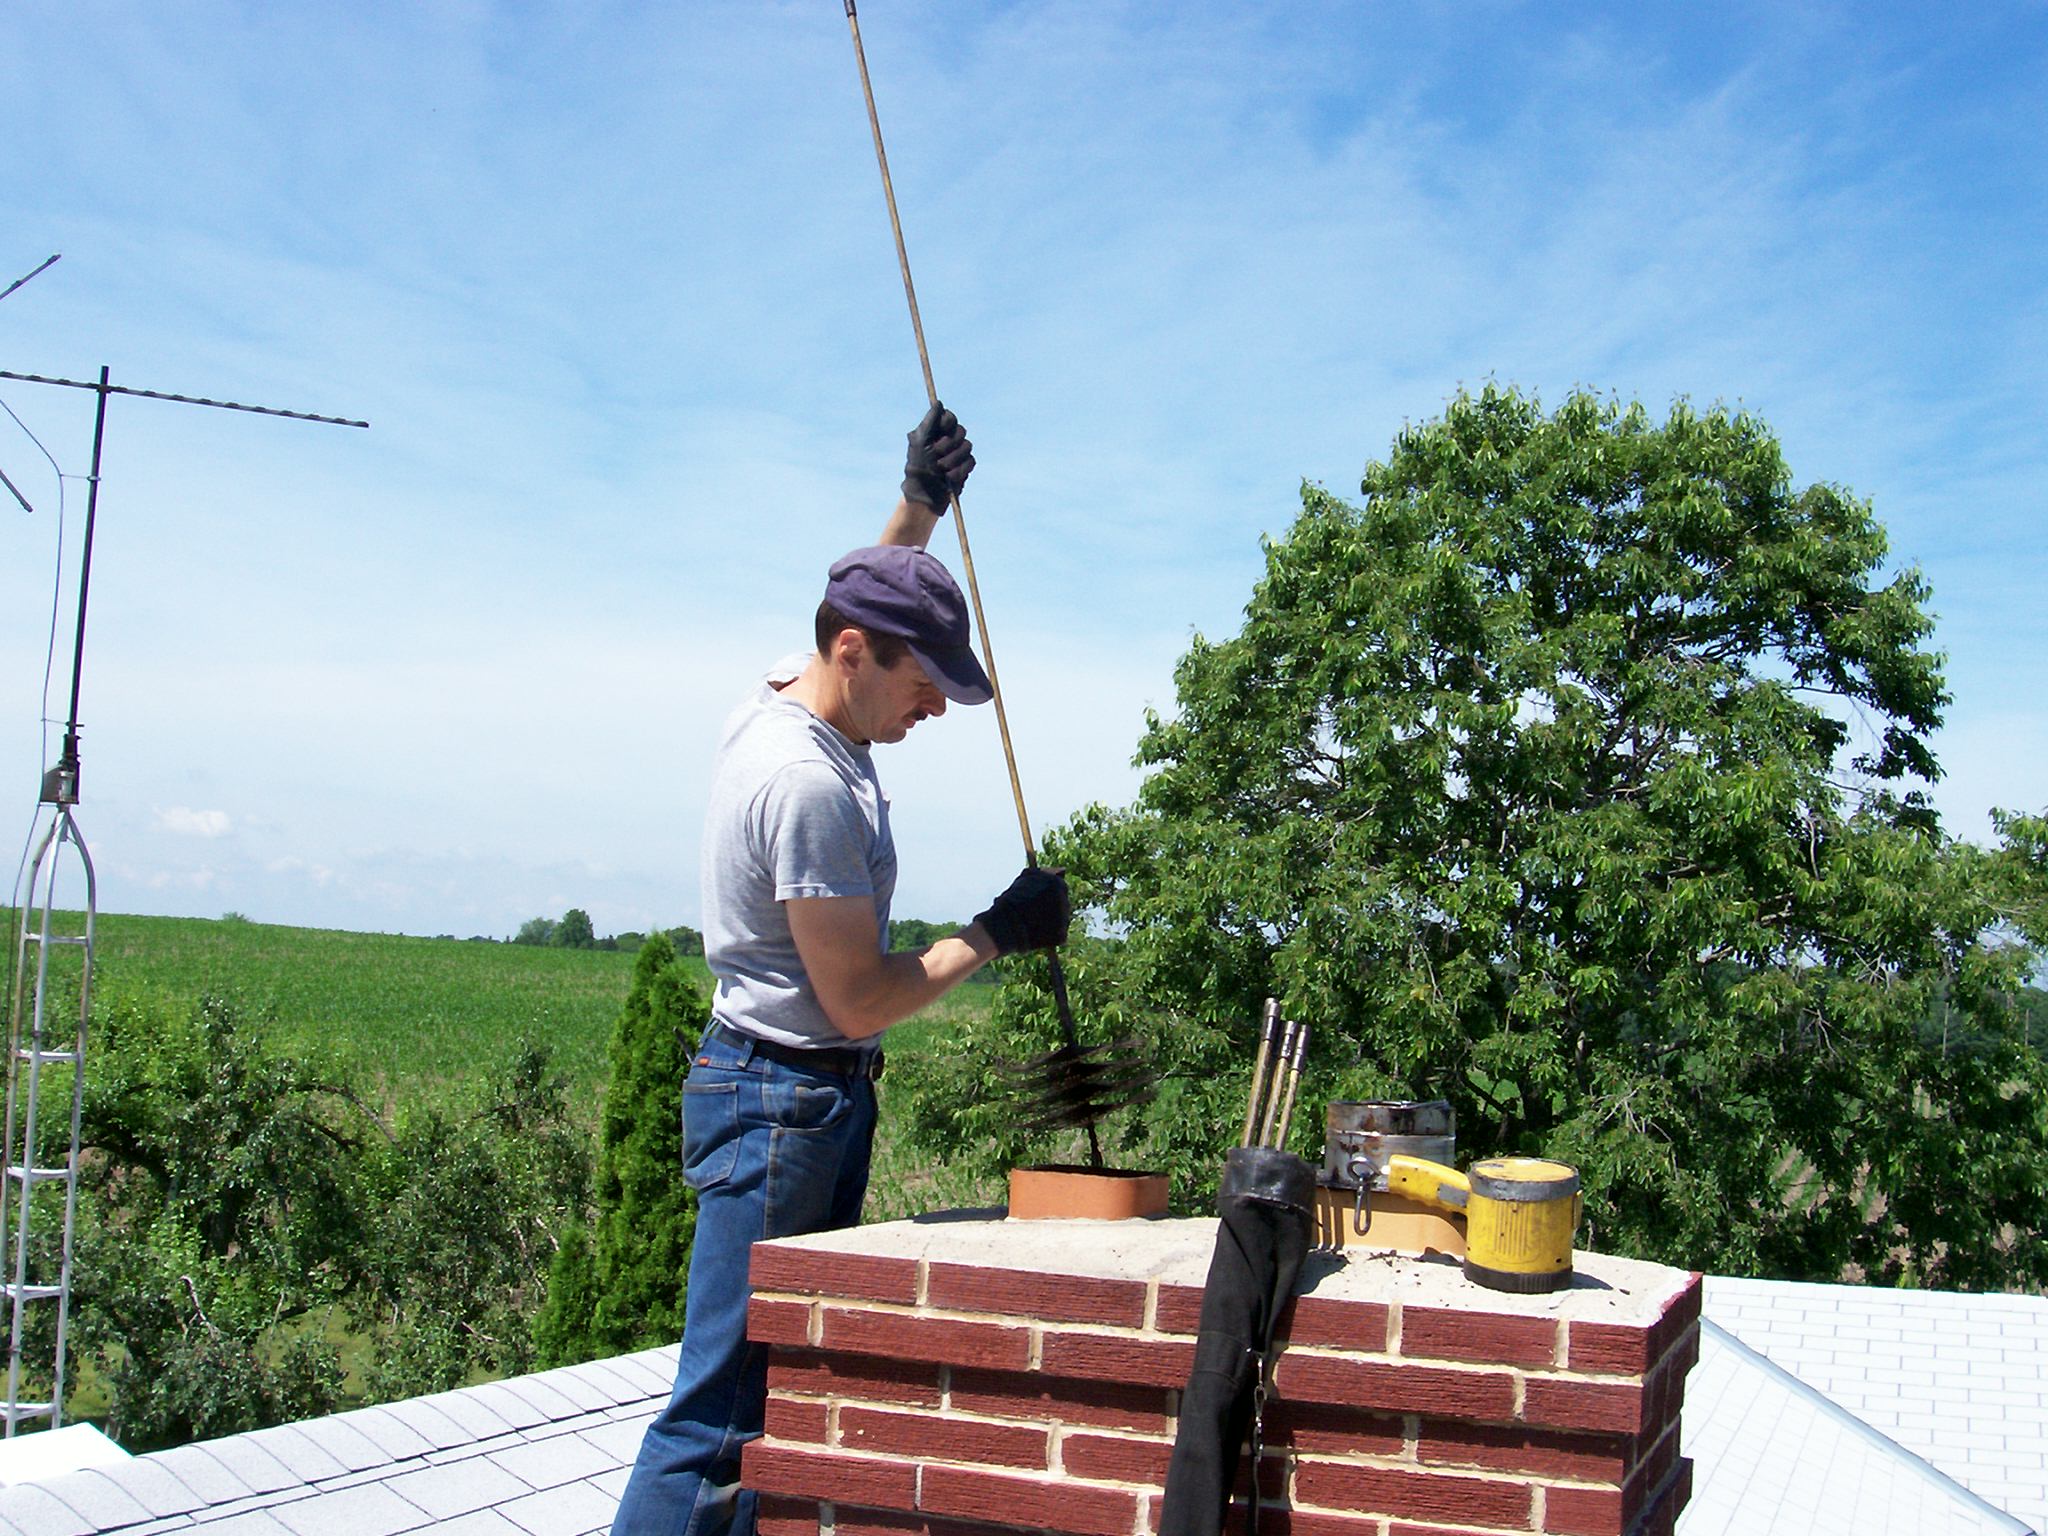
[0,347,365,1436]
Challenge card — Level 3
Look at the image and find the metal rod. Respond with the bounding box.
[845,0,1096,1156]
[54,370,111,799]
[0,370,367,429]
[1240,998,1281,1147]
[1258,1019,1300,1148]
[1272,1023,1311,1151]
[0,256,59,306]
[843,3,1034,866]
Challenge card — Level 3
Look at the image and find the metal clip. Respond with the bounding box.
[1347,1153,1374,1235]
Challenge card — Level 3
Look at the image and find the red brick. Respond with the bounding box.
[834,1507,1022,1536]
[1656,1275,1704,1346]
[1276,1353,1517,1421]
[770,1349,944,1408]
[1143,1492,1385,1536]
[1230,1510,1383,1536]
[1544,1482,1624,1536]
[756,1494,822,1536]
[1522,1376,1647,1435]
[1040,1330,1196,1388]
[741,1443,918,1509]
[1264,1401,1406,1459]
[749,1297,814,1348]
[751,1245,920,1304]
[1417,1420,1631,1482]
[1280,1295,1393,1352]
[839,1406,1050,1470]
[1060,1429,1173,1485]
[1401,1306,1559,1368]
[919,1465,1141,1536]
[949,1368,1172,1434]
[822,1308,1032,1372]
[1155,1284,1206,1334]
[927,1263,1148,1328]
[1389,1526,1529,1536]
[1565,1320,1656,1375]
[1295,1462,1533,1528]
[763,1396,830,1444]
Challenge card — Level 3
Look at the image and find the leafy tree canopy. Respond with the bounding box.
[899,385,2048,1289]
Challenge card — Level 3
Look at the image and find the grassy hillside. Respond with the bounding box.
[45,912,658,1107]
[9,912,995,1160]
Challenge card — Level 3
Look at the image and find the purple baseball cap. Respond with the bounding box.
[823,545,994,706]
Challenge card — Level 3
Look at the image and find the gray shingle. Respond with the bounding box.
[413,1513,524,1536]
[488,1379,580,1426]
[558,1360,637,1404]
[275,1420,386,1478]
[571,1418,643,1465]
[495,1482,617,1536]
[22,1474,149,1532]
[237,1431,345,1486]
[188,1513,297,1536]
[600,1352,674,1398]
[424,1430,528,1469]
[268,1484,428,1536]
[0,1487,94,1536]
[520,1371,608,1416]
[484,1437,613,1494]
[139,1449,253,1508]
[379,1459,530,1522]
[79,1461,205,1522]
[412,1391,512,1443]
[328,1412,430,1464]
[184,1441,293,1499]
[454,1387,549,1435]
[370,1402,468,1454]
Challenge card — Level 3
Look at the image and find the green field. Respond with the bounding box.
[10,911,1004,1212]
[54,912,651,1108]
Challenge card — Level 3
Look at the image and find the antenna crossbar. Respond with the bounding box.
[0,370,367,429]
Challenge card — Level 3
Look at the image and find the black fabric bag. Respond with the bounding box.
[1157,1147,1317,1536]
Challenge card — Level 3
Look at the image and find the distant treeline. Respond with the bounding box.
[506,908,969,966]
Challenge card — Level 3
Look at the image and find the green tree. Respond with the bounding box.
[514,916,556,946]
[74,994,358,1446]
[536,934,704,1364]
[73,992,592,1446]
[903,386,2048,1288]
[555,908,597,949]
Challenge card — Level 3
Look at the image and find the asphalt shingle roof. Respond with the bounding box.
[1703,1274,2048,1533]
[0,1348,675,1536]
[4,1269,2044,1536]
[1679,1319,2032,1535]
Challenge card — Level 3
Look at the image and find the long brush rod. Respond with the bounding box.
[843,0,1036,868]
[845,1,1093,1150]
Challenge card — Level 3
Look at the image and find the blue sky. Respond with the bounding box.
[3,1,2043,940]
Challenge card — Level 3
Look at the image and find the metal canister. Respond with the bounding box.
[1320,1100,1457,1193]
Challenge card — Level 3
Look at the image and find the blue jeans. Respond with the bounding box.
[611,1026,878,1536]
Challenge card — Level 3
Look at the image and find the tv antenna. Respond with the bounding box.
[0,311,366,1436]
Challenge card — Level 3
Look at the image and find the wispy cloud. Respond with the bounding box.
[3,1,2042,934]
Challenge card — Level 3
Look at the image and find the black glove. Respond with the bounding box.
[973,866,1071,955]
[902,401,975,514]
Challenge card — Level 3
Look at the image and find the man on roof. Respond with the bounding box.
[611,404,1072,1536]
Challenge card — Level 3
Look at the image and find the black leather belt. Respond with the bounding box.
[708,1021,885,1081]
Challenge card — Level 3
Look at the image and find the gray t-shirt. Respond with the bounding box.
[700,655,897,1049]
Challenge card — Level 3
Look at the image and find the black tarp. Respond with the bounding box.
[1157,1146,1316,1536]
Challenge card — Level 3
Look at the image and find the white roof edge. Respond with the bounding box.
[1701,1318,2037,1536]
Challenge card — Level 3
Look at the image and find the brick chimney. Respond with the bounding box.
[741,1217,1699,1536]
